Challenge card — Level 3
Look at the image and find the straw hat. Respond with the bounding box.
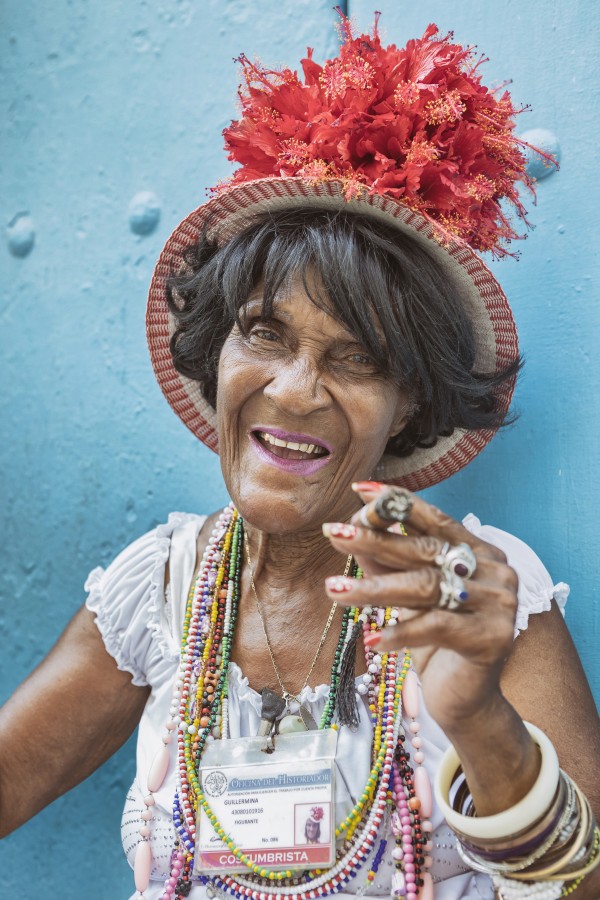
[147,15,547,491]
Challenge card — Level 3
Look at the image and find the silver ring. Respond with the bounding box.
[438,574,469,611]
[435,541,477,581]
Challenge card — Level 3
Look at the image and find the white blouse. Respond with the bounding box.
[85,511,569,900]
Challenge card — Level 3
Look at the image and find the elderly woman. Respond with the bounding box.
[1,15,599,900]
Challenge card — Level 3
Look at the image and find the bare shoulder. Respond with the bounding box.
[501,601,600,804]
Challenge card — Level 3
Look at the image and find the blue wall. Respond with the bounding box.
[1,2,598,897]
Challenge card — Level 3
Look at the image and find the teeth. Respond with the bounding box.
[259,432,325,455]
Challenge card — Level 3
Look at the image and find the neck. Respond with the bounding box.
[231,501,362,694]
[241,503,358,613]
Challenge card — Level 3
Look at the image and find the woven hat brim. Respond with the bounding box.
[147,177,518,491]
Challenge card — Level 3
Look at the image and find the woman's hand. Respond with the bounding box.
[322,483,600,896]
[321,482,546,819]
[323,482,518,730]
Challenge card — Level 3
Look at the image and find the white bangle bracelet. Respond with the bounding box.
[433,722,560,840]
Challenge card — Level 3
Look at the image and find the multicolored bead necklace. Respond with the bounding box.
[133,505,434,900]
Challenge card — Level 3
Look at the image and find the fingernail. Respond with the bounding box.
[363,631,382,647]
[351,481,386,494]
[322,522,357,539]
[325,576,355,593]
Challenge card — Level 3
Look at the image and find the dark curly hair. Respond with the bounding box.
[167,208,521,458]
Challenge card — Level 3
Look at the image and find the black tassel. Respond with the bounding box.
[336,622,362,730]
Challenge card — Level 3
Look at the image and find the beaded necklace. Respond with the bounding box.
[133,505,434,900]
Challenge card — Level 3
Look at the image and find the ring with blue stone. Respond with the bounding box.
[438,574,469,611]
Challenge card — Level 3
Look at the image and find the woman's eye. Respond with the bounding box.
[249,325,279,342]
[341,352,383,377]
[346,352,377,369]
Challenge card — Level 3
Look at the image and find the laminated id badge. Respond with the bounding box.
[195,729,337,873]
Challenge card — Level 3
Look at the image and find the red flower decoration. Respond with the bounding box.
[310,806,324,822]
[217,10,557,257]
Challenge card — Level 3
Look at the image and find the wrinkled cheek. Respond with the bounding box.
[216,407,241,478]
[351,408,396,467]
[218,440,245,506]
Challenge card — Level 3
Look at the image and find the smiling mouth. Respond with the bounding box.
[253,430,330,461]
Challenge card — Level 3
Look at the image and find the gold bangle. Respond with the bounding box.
[454,776,569,853]
[456,789,577,879]
[510,784,591,880]
[559,827,600,885]
[455,776,598,887]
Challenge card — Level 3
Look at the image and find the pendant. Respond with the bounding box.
[298,704,318,730]
[282,691,318,730]
[257,688,287,738]
[278,714,307,734]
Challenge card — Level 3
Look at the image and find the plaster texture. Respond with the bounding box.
[0,1,598,898]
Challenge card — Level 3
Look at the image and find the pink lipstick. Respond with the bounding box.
[248,427,332,476]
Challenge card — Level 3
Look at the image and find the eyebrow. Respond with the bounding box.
[242,297,293,321]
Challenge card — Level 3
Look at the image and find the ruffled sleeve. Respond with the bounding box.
[84,512,203,687]
[462,514,569,636]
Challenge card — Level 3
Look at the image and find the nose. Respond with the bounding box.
[263,356,332,417]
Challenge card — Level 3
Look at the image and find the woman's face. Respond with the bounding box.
[305,819,320,842]
[216,276,411,533]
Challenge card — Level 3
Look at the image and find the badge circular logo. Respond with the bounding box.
[204,771,228,797]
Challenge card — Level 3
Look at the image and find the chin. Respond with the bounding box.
[220,446,369,532]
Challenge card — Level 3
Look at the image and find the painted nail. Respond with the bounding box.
[325,576,355,593]
[363,631,382,647]
[322,522,357,539]
[351,481,386,494]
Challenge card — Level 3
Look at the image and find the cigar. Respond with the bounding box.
[358,487,413,530]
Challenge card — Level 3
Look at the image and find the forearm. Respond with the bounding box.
[0,606,149,838]
[441,691,541,816]
[0,684,144,837]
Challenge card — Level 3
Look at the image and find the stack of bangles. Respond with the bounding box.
[433,724,600,899]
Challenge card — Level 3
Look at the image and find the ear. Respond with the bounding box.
[389,395,417,438]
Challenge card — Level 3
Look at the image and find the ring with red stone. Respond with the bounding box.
[435,542,477,581]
